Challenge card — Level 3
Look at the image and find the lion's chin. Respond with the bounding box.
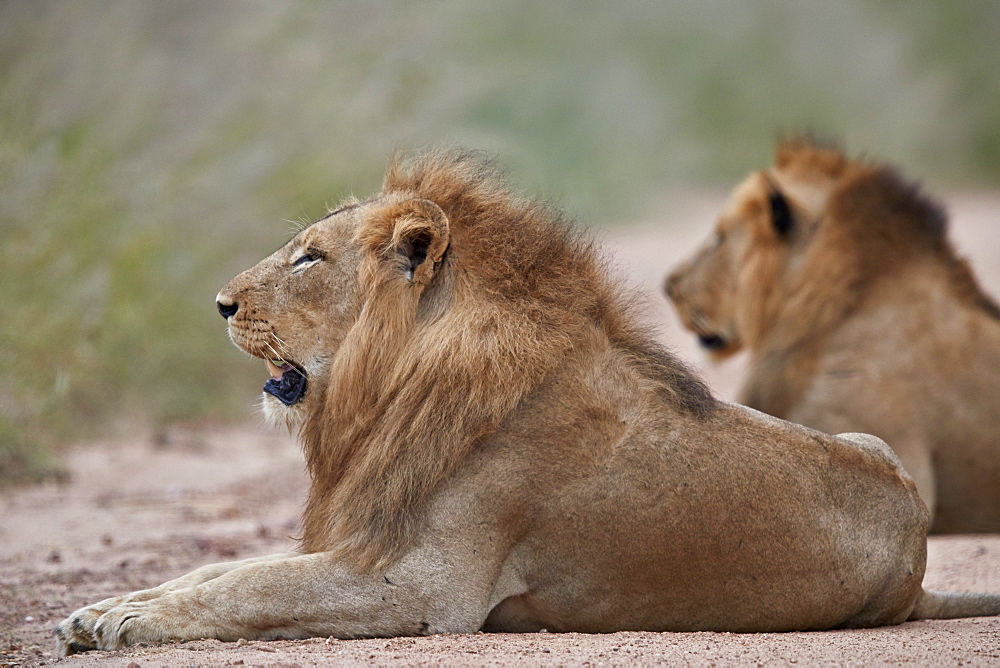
[261,394,307,432]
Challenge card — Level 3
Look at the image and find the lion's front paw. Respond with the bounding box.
[55,595,169,655]
[54,597,121,656]
[55,600,168,654]
[93,597,201,651]
[90,602,148,651]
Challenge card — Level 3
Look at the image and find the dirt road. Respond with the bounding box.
[2,425,998,666]
[2,194,999,665]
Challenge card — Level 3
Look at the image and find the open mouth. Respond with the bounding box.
[263,358,308,406]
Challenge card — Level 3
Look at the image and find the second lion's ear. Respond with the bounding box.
[768,187,794,238]
[387,198,450,285]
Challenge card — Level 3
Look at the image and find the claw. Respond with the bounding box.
[67,641,95,655]
[54,622,96,657]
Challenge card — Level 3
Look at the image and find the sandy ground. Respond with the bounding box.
[1,191,999,666]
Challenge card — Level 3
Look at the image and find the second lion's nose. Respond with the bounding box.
[216,294,239,319]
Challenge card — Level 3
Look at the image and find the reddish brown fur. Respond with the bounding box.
[301,150,712,569]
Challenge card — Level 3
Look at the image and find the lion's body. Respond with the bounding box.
[56,149,1000,654]
[666,138,1000,533]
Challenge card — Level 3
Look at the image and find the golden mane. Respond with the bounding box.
[764,137,1000,359]
[774,135,848,182]
[300,149,713,569]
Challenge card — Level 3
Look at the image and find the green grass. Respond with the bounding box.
[1,0,999,483]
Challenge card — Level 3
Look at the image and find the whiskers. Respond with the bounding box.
[284,216,311,236]
[271,333,295,361]
[263,334,299,371]
[263,341,286,365]
[227,322,299,374]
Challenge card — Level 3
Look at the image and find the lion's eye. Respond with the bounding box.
[293,249,323,267]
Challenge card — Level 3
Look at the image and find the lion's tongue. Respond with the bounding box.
[263,362,308,406]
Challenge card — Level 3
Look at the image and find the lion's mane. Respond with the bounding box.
[742,137,1000,414]
[301,150,713,569]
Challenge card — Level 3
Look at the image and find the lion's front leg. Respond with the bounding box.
[54,552,295,656]
[57,547,510,654]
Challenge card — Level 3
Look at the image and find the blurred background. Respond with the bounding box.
[2,0,998,484]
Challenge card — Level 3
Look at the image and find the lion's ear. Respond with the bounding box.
[768,187,794,238]
[387,198,450,285]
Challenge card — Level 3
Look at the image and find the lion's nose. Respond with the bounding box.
[216,293,239,319]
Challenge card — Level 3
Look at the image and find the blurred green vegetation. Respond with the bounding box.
[1,0,998,483]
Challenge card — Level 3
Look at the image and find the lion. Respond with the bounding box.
[56,149,1000,654]
[665,136,1000,534]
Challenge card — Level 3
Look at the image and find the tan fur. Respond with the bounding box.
[55,149,999,655]
[296,155,712,570]
[666,137,1000,532]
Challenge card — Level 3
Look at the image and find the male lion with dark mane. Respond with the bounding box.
[665,137,1000,533]
[56,149,1000,654]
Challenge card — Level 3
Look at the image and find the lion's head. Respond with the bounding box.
[219,149,714,569]
[217,203,362,426]
[664,136,995,363]
[664,137,852,360]
[216,192,452,431]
